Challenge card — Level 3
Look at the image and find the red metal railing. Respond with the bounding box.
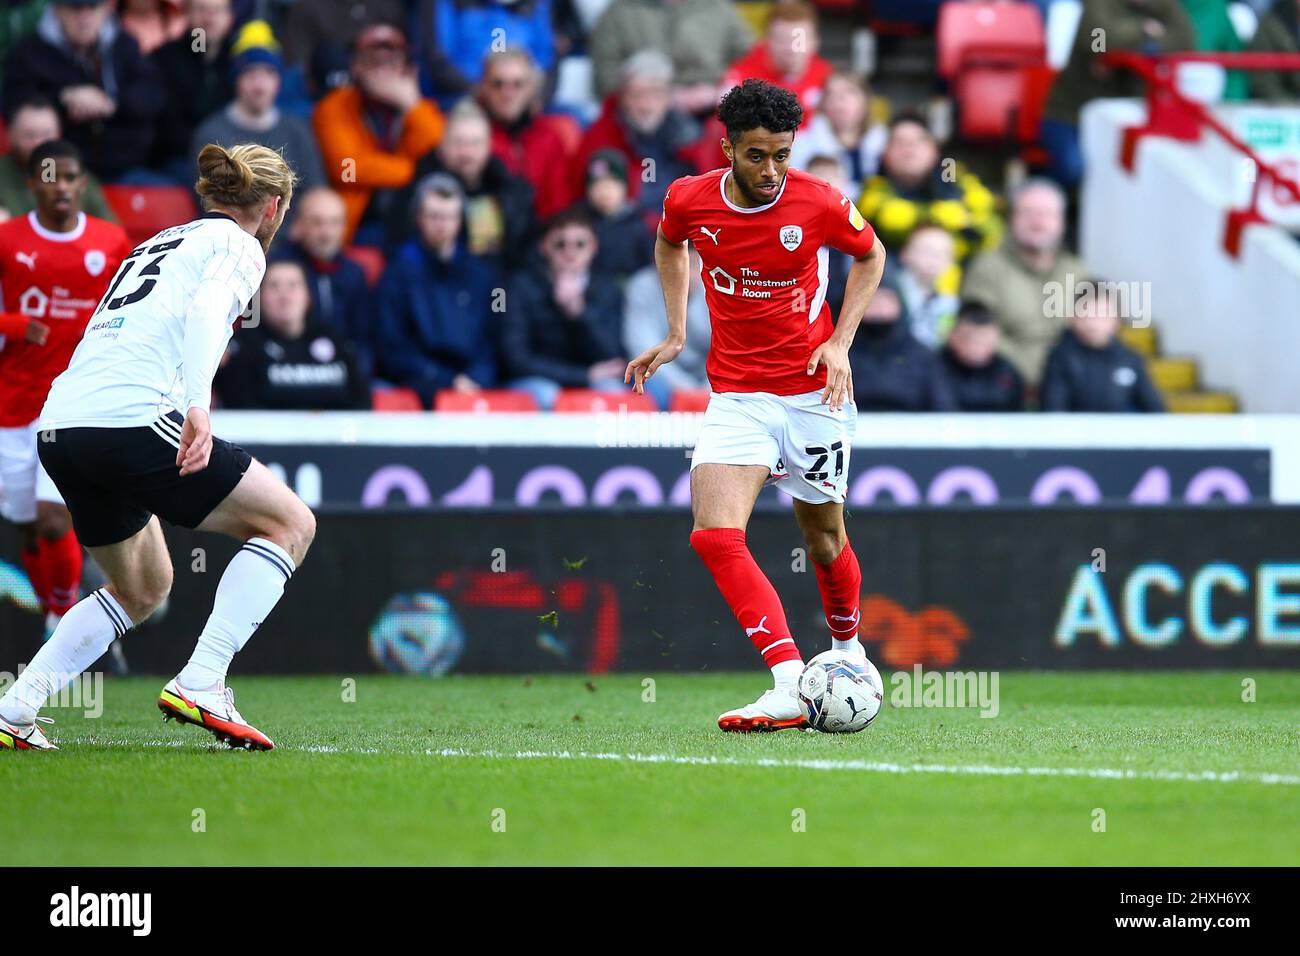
[1104,51,1300,256]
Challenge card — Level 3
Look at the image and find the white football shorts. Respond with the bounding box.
[0,420,64,523]
[690,390,856,505]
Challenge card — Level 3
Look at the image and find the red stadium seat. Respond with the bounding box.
[434,389,541,413]
[344,245,386,287]
[937,2,1047,142]
[668,389,711,413]
[371,387,424,411]
[553,389,658,413]
[102,185,199,245]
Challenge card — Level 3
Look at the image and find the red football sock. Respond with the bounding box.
[41,529,83,616]
[20,541,49,611]
[814,539,862,642]
[690,528,801,667]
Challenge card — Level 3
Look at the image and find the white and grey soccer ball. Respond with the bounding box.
[368,592,465,676]
[797,649,884,733]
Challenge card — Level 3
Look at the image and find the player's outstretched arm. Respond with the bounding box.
[625,227,689,395]
[809,236,886,411]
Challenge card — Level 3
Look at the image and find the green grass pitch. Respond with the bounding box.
[3,672,1298,866]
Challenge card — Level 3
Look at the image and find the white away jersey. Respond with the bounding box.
[40,214,265,429]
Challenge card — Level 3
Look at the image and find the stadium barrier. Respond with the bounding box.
[210,410,1293,510]
[1081,98,1300,412]
[3,508,1299,674]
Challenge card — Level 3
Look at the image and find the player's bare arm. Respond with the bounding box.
[625,226,688,394]
[177,407,213,477]
[809,236,887,411]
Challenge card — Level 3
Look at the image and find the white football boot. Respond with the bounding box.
[158,679,274,750]
[0,715,57,751]
[718,686,807,732]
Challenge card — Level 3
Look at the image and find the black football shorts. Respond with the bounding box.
[38,410,252,548]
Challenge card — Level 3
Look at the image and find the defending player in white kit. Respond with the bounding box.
[0,144,315,751]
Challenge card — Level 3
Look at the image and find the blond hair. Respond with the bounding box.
[195,143,296,215]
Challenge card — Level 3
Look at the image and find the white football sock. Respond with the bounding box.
[771,659,803,690]
[0,588,130,725]
[832,638,858,652]
[178,538,294,691]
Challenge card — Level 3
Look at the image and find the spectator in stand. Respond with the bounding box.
[216,260,371,411]
[722,1,832,129]
[1249,0,1300,102]
[858,114,1001,265]
[419,0,555,88]
[376,174,502,407]
[1180,0,1250,100]
[4,0,163,182]
[313,24,446,247]
[896,224,960,348]
[389,98,536,263]
[848,274,957,412]
[117,0,185,55]
[149,0,236,180]
[0,3,48,101]
[1040,284,1165,412]
[190,41,325,203]
[272,187,373,372]
[477,48,580,220]
[1042,0,1195,189]
[281,0,405,96]
[0,95,116,221]
[940,302,1025,412]
[590,0,752,114]
[572,50,702,216]
[804,153,854,319]
[623,246,712,409]
[502,208,625,410]
[577,148,654,282]
[962,178,1084,388]
[789,71,886,196]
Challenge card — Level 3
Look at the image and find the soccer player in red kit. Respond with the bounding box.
[626,80,887,731]
[0,139,131,638]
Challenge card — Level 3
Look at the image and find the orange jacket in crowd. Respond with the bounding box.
[313,86,446,243]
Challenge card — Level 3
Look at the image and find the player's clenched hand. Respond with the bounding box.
[624,336,685,394]
[177,408,213,476]
[24,318,49,346]
[808,339,853,412]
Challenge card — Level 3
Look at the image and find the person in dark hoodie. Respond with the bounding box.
[848,273,957,412]
[501,207,626,410]
[148,0,238,178]
[1039,282,1165,412]
[940,302,1025,412]
[3,0,163,181]
[385,97,534,263]
[577,148,654,283]
[272,187,373,370]
[216,260,371,411]
[375,173,502,407]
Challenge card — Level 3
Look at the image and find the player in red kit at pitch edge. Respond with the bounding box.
[626,79,887,731]
[0,139,131,639]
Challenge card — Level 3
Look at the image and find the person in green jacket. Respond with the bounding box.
[1180,0,1250,100]
[1249,0,1300,101]
[0,94,116,223]
[1042,0,1197,188]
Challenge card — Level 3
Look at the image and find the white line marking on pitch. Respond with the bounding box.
[419,747,1300,786]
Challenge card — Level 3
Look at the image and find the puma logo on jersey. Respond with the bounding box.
[699,226,722,245]
[745,616,771,638]
[16,251,37,270]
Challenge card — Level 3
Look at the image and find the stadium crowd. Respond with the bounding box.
[2,0,1290,413]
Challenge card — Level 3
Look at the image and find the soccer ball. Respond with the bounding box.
[797,649,884,733]
[368,592,465,676]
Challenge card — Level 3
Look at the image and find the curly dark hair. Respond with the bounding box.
[717,79,802,144]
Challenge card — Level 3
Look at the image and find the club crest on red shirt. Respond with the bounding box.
[779,225,802,251]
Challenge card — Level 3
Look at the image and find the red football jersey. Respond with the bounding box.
[0,212,132,427]
[660,167,877,396]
